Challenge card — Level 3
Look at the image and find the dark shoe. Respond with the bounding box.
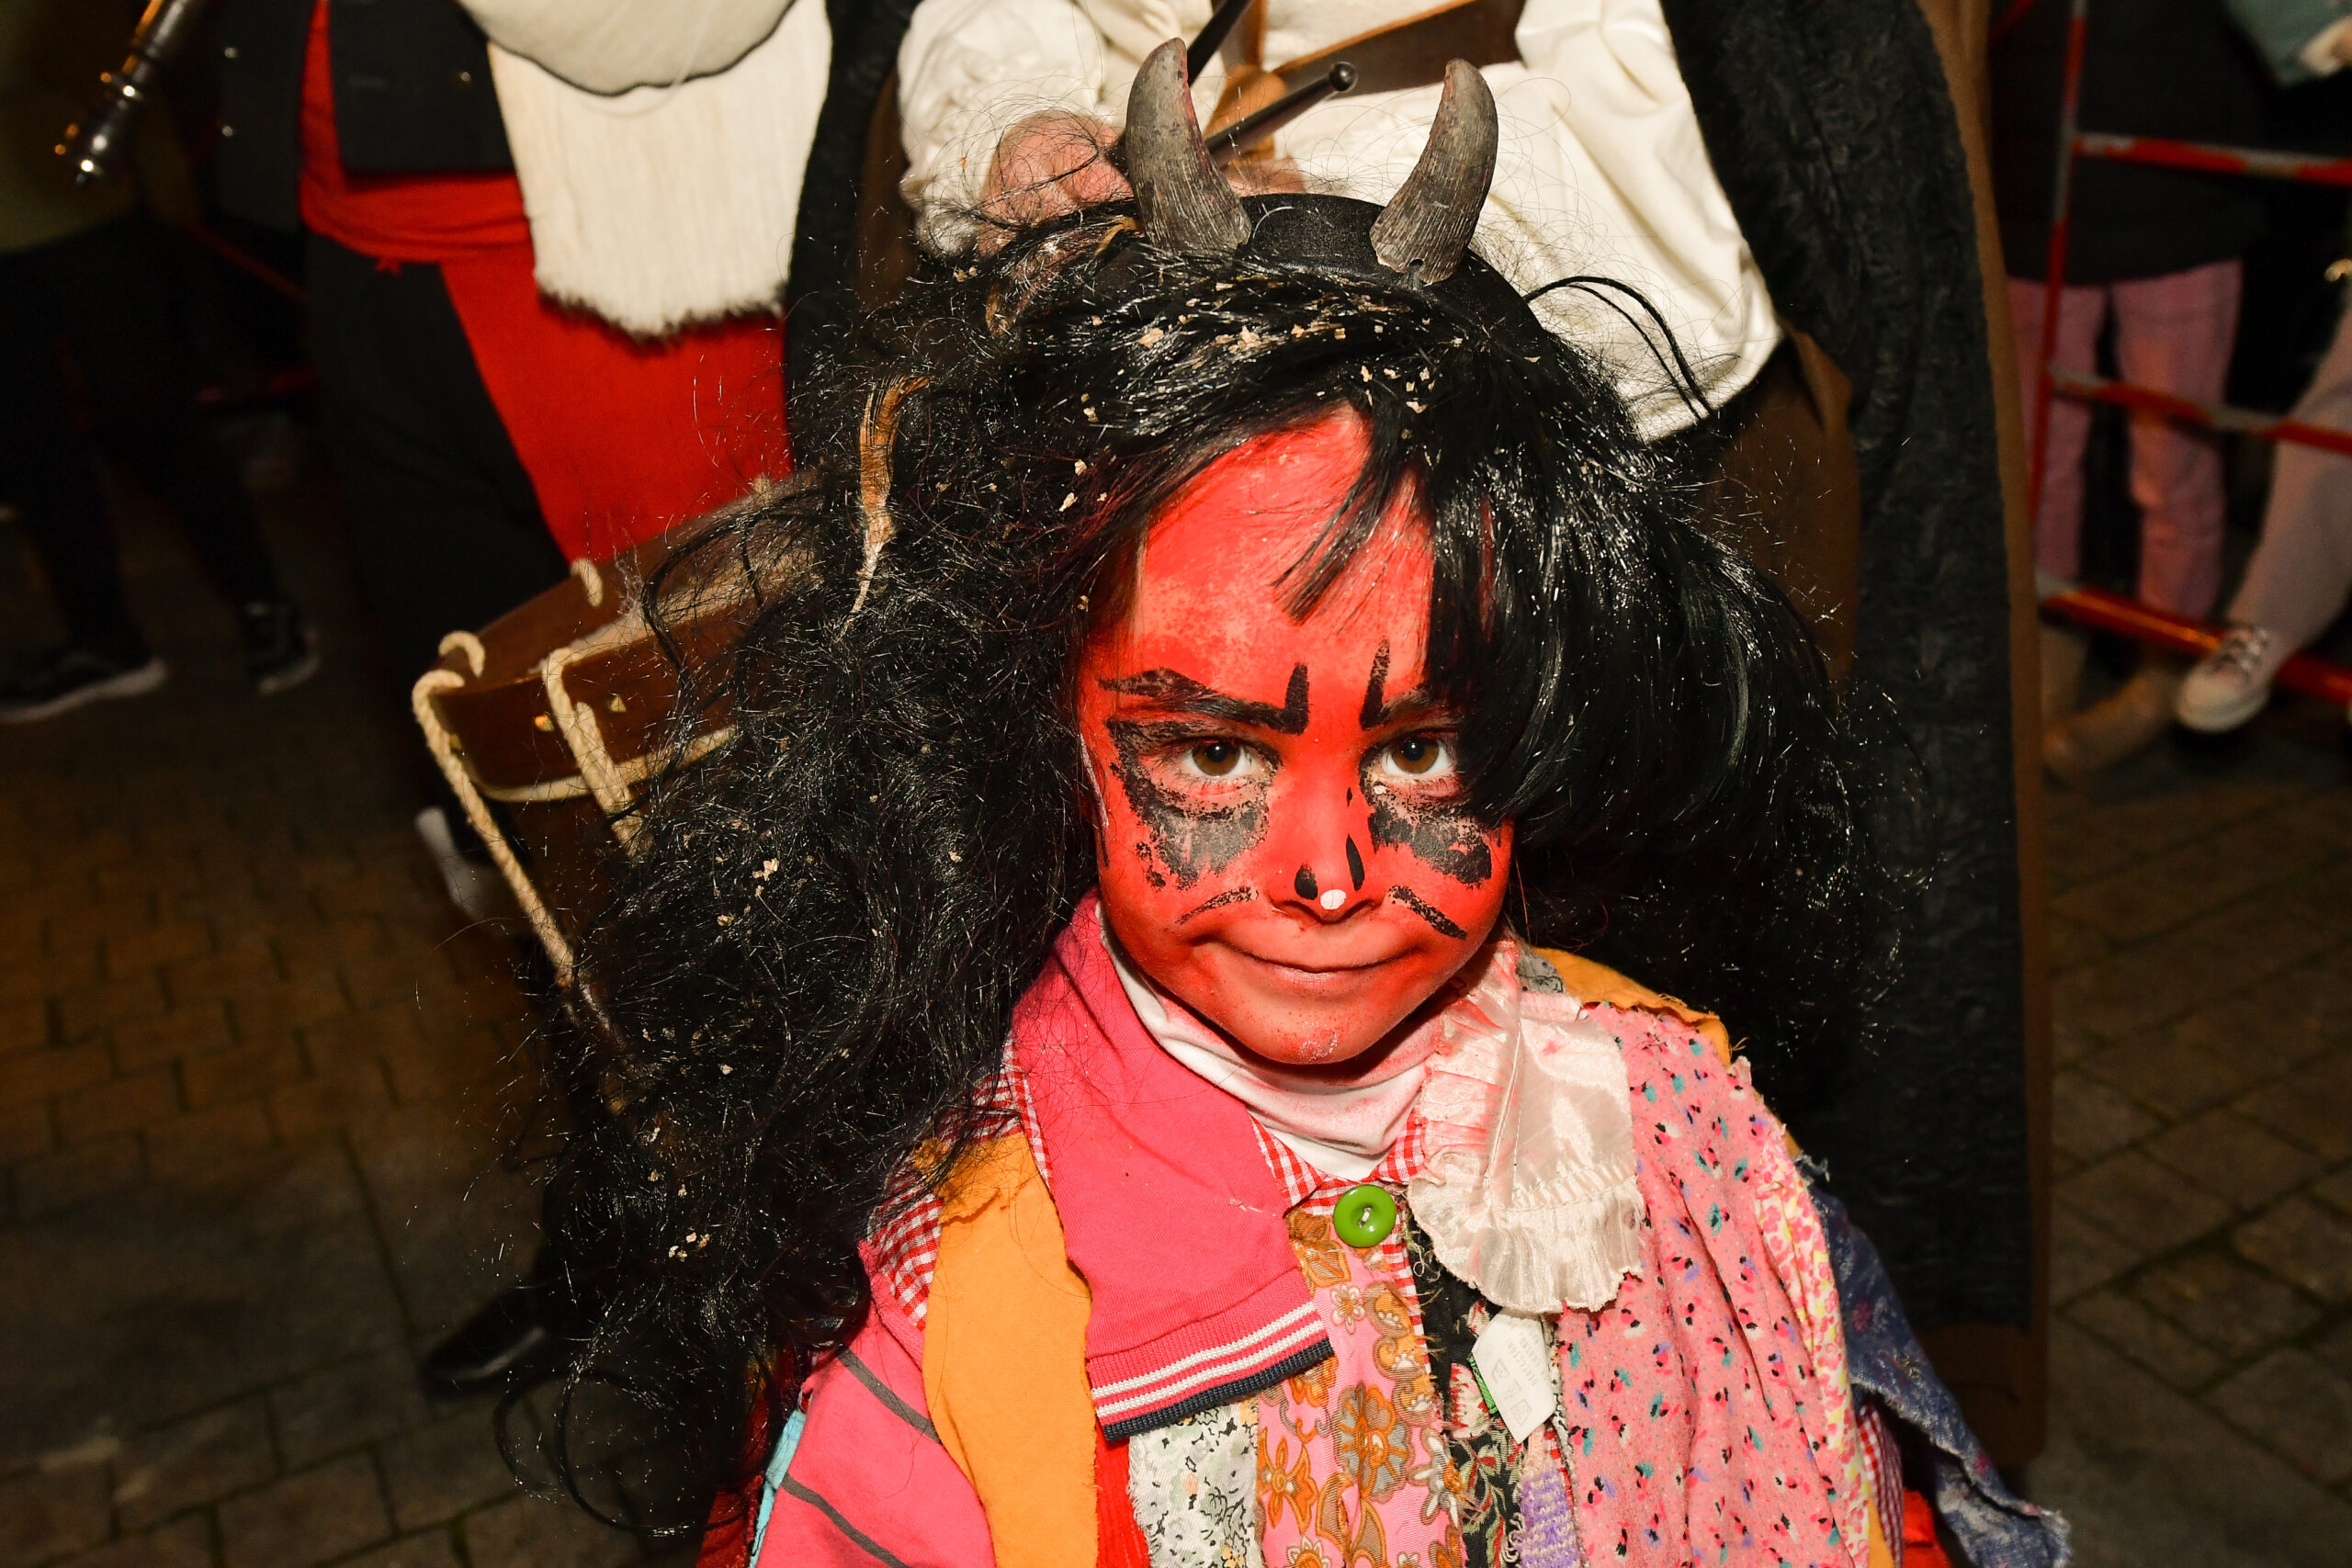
[2043,662,2183,784]
[419,1281,565,1399]
[240,600,319,696]
[0,646,167,724]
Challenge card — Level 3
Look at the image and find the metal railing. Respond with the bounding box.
[2025,0,2352,712]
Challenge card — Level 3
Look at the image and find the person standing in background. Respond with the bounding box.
[1,0,316,723]
[2175,0,2352,731]
[213,0,815,702]
[898,0,1786,446]
[208,0,827,1392]
[211,0,820,915]
[1994,0,2270,780]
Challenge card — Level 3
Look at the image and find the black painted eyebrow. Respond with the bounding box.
[1359,642,1434,728]
[1100,665,1309,734]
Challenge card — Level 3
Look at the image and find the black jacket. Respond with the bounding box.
[1993,0,2270,281]
[215,0,511,231]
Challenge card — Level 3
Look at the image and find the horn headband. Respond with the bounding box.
[1123,39,1499,286]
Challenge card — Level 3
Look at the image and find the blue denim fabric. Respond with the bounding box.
[1809,1174,2070,1568]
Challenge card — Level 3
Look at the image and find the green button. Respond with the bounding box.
[1334,1183,1397,1248]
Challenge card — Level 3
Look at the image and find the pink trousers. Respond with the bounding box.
[2010,260,2242,618]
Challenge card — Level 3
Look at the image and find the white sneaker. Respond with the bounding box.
[2175,626,2287,733]
[414,807,502,922]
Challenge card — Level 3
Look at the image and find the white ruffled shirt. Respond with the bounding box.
[896,0,1780,438]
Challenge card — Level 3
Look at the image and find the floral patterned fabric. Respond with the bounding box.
[1247,1142,1588,1568]
[1752,1145,1872,1556]
[1243,1000,1871,1568]
[1129,1404,1265,1568]
[1406,1217,1586,1568]
[1255,1194,1456,1568]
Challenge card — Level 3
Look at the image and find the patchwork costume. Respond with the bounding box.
[733,906,2063,1568]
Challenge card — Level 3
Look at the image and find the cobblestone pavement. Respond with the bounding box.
[2,468,688,1568]
[2030,685,2352,1566]
[6,462,2352,1567]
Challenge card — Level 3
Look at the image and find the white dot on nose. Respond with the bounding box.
[1319,889,1345,911]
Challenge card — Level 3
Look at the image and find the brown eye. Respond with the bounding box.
[1376,737,1455,782]
[1190,740,1242,776]
[1390,739,1439,774]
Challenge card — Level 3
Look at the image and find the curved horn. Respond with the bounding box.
[1369,61,1498,285]
[1125,39,1249,254]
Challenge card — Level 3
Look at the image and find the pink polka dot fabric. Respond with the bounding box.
[1555,1007,1870,1568]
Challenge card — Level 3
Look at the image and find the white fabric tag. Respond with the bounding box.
[1470,1310,1557,1445]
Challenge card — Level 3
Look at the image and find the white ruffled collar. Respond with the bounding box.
[1407,943,1645,1313]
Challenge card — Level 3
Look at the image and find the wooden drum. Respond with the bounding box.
[410,489,774,984]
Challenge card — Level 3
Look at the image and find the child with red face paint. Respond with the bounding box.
[544,52,2065,1568]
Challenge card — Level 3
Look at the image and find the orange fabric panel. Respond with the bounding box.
[1530,945,1736,1065]
[925,1134,1101,1565]
[1865,1492,1895,1568]
[437,245,789,560]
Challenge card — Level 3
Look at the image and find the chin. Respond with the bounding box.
[1211,977,1425,1069]
[1242,1027,1378,1067]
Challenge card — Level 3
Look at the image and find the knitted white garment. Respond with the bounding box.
[894,0,1781,437]
[472,0,830,335]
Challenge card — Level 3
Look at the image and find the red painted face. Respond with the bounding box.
[1076,408,1512,1069]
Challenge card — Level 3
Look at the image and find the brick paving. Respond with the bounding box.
[1,466,684,1568]
[2030,683,2352,1566]
[6,457,2352,1566]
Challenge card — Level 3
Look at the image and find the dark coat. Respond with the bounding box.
[1659,1,2030,1336]
[782,0,921,400]
[1993,0,2270,282]
[214,0,512,232]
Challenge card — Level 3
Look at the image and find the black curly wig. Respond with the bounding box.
[534,193,1899,1525]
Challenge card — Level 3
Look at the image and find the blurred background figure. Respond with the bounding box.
[210,0,808,919]
[1995,0,2271,781]
[0,0,315,724]
[898,0,1784,444]
[214,0,802,712]
[2175,0,2352,731]
[201,0,820,1399]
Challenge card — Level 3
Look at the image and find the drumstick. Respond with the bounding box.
[1206,62,1359,164]
[1187,0,1261,81]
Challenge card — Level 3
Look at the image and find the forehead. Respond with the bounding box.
[1107,413,1432,683]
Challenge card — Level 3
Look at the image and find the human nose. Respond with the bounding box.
[1265,773,1373,919]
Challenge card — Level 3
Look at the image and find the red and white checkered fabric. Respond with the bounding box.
[1251,1112,1430,1208]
